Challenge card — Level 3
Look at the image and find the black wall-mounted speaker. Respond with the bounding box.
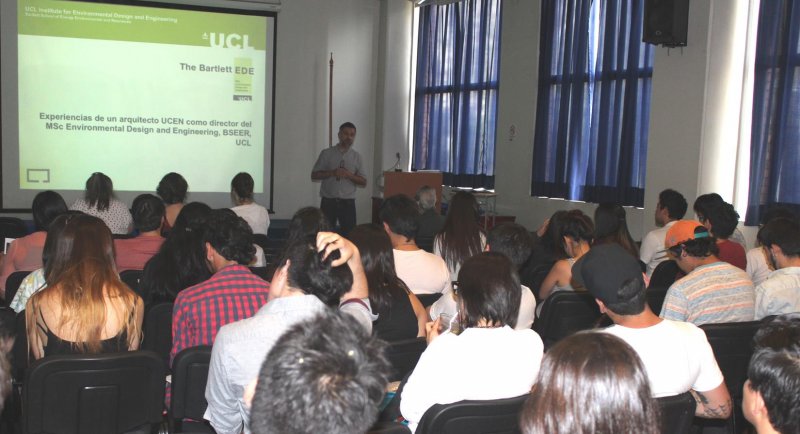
[643,0,690,47]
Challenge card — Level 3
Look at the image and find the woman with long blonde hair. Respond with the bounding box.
[26,214,143,359]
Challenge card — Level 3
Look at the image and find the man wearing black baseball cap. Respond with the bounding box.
[580,243,731,420]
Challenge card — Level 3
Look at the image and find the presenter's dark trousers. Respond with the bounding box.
[320,197,356,236]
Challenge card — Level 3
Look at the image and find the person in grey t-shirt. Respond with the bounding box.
[311,122,366,235]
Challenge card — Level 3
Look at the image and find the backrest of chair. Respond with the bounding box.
[251,233,270,252]
[385,337,427,382]
[700,321,761,433]
[4,271,32,307]
[416,394,529,434]
[700,321,761,401]
[142,302,173,369]
[656,392,696,434]
[119,270,144,298]
[171,345,212,422]
[533,291,600,348]
[23,351,165,434]
[646,286,669,316]
[0,218,28,240]
[416,294,442,308]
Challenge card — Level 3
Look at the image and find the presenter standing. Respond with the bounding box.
[311,122,366,236]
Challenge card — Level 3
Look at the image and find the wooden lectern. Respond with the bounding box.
[372,171,443,223]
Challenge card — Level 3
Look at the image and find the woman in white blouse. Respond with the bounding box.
[400,252,544,432]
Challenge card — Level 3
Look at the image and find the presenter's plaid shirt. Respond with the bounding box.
[170,264,270,364]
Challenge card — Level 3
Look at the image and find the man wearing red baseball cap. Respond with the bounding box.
[660,220,755,325]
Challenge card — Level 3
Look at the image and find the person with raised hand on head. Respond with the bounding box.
[70,172,132,234]
[520,332,661,434]
[205,231,370,434]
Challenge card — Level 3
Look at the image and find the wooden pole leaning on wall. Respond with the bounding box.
[329,52,334,147]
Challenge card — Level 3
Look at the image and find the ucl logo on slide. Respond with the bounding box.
[203,33,253,49]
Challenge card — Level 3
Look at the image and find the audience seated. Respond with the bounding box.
[520,332,661,434]
[742,314,800,434]
[754,218,800,319]
[169,209,269,365]
[249,309,390,434]
[349,224,427,341]
[0,190,66,296]
[539,210,593,302]
[593,202,639,259]
[430,222,537,330]
[114,194,165,272]
[9,211,82,313]
[25,214,143,359]
[139,201,212,304]
[230,172,270,236]
[701,198,748,270]
[434,191,486,281]
[380,195,449,295]
[70,172,132,234]
[415,185,444,241]
[400,253,544,432]
[660,220,755,325]
[580,243,732,419]
[695,193,748,246]
[520,210,568,298]
[0,310,13,413]
[156,172,188,233]
[694,193,748,262]
[640,189,688,277]
[747,207,798,286]
[205,232,369,434]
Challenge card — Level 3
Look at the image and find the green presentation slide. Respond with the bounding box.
[17,0,270,192]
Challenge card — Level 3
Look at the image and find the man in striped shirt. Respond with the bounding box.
[660,220,755,325]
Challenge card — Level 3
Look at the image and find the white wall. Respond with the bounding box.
[271,0,380,220]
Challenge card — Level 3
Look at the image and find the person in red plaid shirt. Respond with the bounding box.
[170,209,270,365]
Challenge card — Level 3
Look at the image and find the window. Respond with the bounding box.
[411,0,502,189]
[531,0,654,207]
[745,0,800,223]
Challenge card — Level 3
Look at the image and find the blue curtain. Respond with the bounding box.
[412,0,502,189]
[531,0,653,207]
[746,0,800,224]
